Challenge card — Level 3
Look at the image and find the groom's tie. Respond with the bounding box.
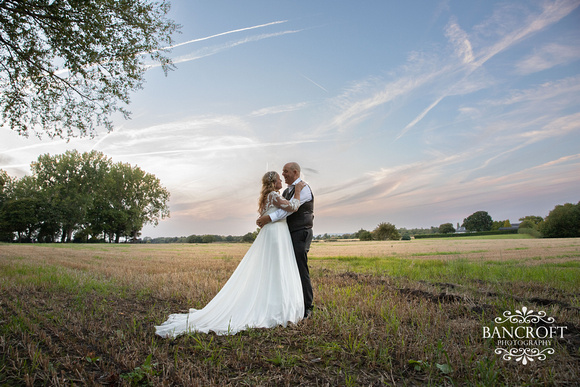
[284,185,295,200]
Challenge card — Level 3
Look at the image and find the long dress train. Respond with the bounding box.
[155,192,304,337]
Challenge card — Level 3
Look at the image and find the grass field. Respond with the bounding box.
[1,238,579,386]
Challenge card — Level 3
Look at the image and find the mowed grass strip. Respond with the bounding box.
[0,239,579,386]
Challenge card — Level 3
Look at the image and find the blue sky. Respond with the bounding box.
[1,0,580,237]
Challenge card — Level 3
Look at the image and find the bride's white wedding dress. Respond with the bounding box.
[155,191,304,337]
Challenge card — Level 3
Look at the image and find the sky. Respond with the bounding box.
[1,0,580,238]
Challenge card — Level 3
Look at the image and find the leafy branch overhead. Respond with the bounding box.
[0,0,179,139]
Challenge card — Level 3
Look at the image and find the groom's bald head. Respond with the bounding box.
[282,162,301,185]
[286,162,300,173]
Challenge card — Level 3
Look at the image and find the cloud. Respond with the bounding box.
[519,112,580,142]
[249,102,309,117]
[111,138,320,158]
[321,144,579,226]
[319,153,463,212]
[1,138,72,155]
[516,43,580,75]
[445,18,475,65]
[323,71,442,134]
[394,1,580,139]
[473,0,580,68]
[0,154,28,173]
[486,75,580,106]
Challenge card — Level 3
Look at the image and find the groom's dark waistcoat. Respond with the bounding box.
[283,185,314,233]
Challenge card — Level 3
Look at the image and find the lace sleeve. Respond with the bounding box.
[271,192,300,213]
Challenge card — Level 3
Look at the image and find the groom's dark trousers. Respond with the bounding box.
[283,186,314,312]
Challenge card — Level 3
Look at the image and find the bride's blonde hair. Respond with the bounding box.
[258,171,278,215]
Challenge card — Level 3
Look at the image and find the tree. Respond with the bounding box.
[28,150,169,243]
[439,223,455,234]
[0,175,41,242]
[491,220,506,231]
[0,169,12,241]
[372,222,400,241]
[94,161,170,243]
[462,211,493,232]
[354,228,372,241]
[518,220,536,230]
[241,229,259,243]
[186,235,203,243]
[0,169,9,202]
[540,202,580,238]
[202,235,215,244]
[0,0,178,138]
[0,198,38,241]
[359,230,373,241]
[519,215,544,226]
[32,150,110,242]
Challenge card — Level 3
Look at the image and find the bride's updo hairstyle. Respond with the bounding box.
[258,171,278,215]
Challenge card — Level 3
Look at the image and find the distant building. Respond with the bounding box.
[499,223,520,231]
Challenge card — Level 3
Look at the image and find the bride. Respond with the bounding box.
[155,171,306,337]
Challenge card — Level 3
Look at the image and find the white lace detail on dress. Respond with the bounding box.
[262,191,299,216]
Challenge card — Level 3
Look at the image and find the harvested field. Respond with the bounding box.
[1,238,579,385]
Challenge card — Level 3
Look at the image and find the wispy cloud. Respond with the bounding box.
[515,43,580,75]
[1,139,70,154]
[473,0,580,68]
[249,102,308,117]
[486,75,580,106]
[111,139,320,158]
[394,0,580,139]
[519,112,580,142]
[445,18,475,65]
[323,71,441,134]
[533,153,580,169]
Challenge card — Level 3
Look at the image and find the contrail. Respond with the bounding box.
[151,29,303,68]
[166,20,288,50]
[396,95,445,140]
[301,74,328,92]
[53,20,289,75]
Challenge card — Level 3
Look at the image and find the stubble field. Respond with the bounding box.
[1,237,579,386]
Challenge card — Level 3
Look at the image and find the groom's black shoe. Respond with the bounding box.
[304,309,313,319]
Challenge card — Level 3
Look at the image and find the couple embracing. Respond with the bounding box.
[155,162,314,337]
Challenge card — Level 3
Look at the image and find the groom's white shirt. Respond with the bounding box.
[269,177,312,223]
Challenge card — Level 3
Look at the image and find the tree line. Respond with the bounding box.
[447,208,579,238]
[314,205,579,241]
[137,203,580,244]
[0,150,170,243]
[144,232,259,245]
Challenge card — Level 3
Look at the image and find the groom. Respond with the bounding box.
[257,162,314,319]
